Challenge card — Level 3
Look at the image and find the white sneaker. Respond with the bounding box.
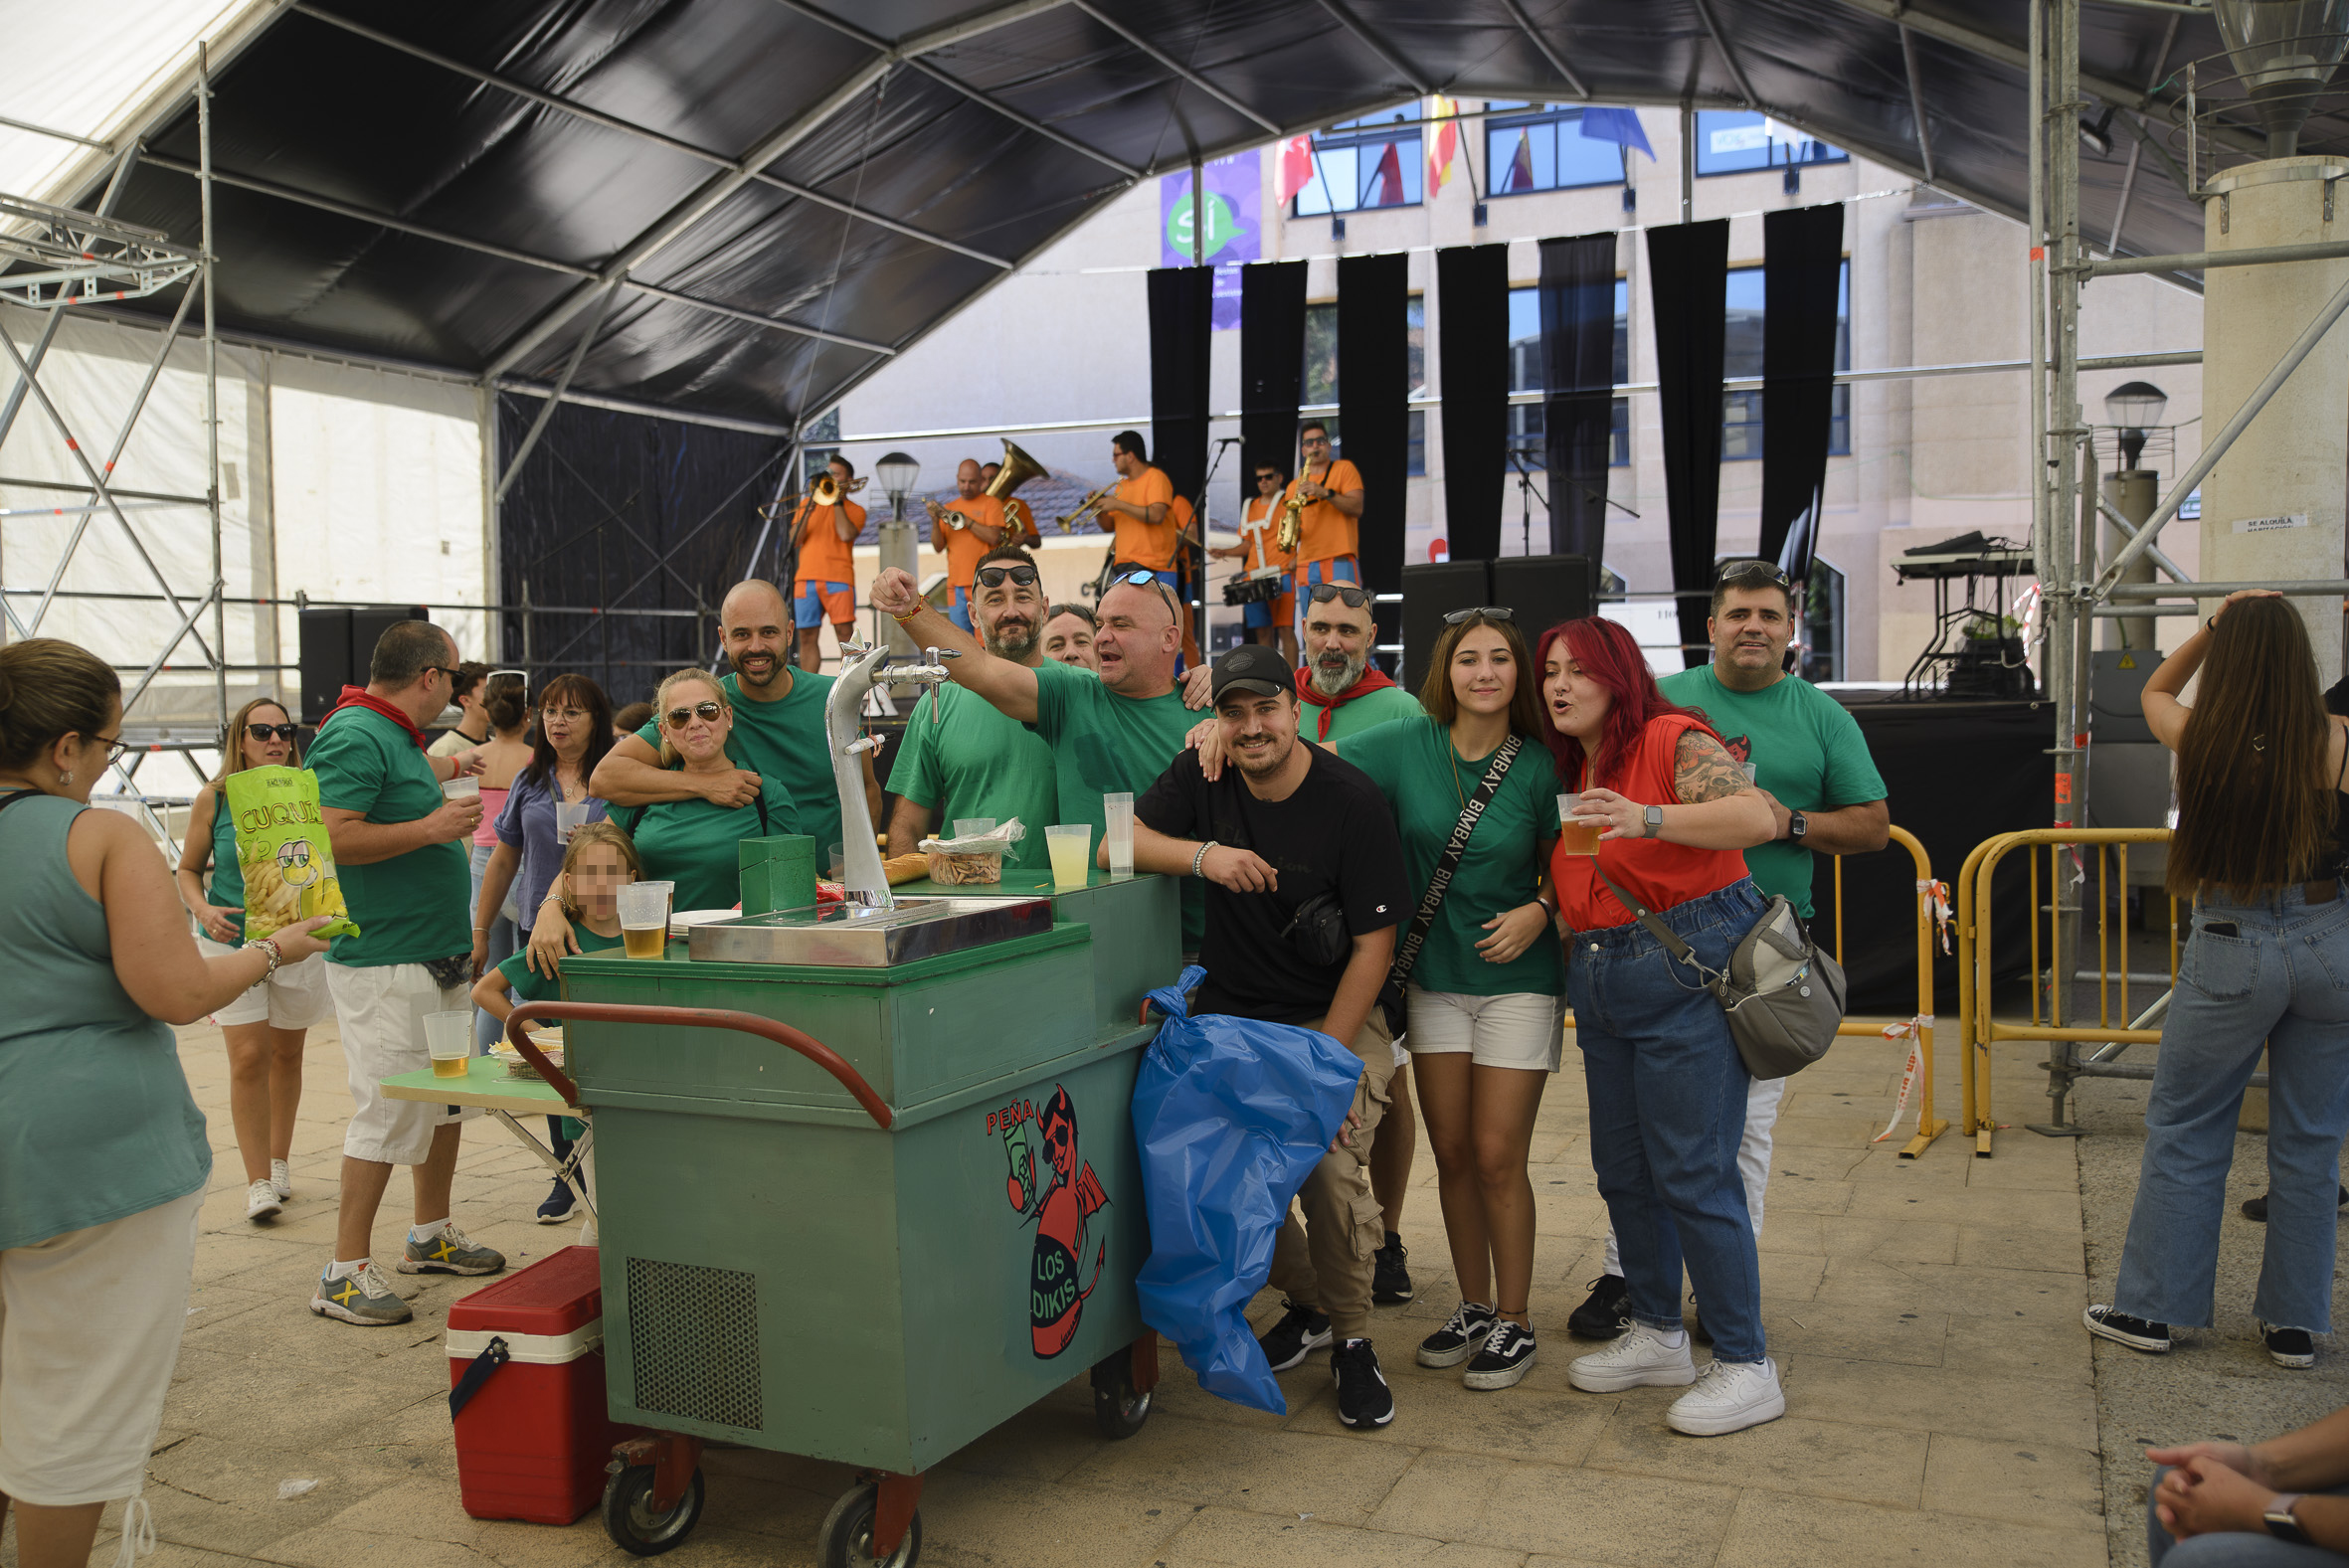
[1567,1320,1696,1392]
[245,1178,282,1222]
[1667,1356,1786,1436]
[271,1158,292,1199]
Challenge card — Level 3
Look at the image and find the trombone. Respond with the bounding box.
[1056,485,1113,532]
[758,467,867,522]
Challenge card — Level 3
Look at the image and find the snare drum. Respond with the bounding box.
[1222,566,1287,607]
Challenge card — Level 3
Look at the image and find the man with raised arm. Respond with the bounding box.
[868,562,1203,951]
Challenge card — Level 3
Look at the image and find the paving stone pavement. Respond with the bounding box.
[0,1022,2110,1568]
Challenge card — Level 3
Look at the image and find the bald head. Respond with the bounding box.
[1092,577,1180,698]
[721,580,791,693]
[957,459,983,500]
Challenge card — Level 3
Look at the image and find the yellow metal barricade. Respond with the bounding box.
[1955,827,2177,1157]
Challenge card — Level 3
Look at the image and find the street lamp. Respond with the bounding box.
[2103,381,2168,471]
[875,451,921,518]
[2214,0,2349,159]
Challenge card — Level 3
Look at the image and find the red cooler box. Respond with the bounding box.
[446,1246,632,1523]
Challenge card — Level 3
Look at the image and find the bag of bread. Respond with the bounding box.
[224,765,359,942]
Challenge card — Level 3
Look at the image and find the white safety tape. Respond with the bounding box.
[1871,1017,1933,1143]
[446,1319,603,1365]
[1916,879,1953,954]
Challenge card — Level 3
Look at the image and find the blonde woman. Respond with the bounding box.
[175,697,332,1222]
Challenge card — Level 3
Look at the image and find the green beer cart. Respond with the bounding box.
[504,868,1178,1568]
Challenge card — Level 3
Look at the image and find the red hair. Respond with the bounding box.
[1535,616,1717,788]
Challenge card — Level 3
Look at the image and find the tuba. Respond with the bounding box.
[986,438,1046,544]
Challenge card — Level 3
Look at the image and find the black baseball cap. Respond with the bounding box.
[1211,643,1297,702]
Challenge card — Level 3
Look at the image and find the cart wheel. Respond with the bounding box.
[1090,1353,1154,1441]
[601,1464,706,1556]
[817,1482,922,1568]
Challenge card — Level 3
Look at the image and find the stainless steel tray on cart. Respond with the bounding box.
[685,897,1053,967]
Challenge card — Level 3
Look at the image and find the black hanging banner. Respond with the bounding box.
[1436,243,1509,563]
[1646,219,1729,667]
[1339,251,1408,594]
[1147,266,1212,502]
[1239,261,1308,505]
[1759,203,1846,587]
[1537,232,1619,561]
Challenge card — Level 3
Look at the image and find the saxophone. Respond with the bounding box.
[1274,473,1312,554]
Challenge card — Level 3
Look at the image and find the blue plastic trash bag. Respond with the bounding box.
[1130,965,1364,1414]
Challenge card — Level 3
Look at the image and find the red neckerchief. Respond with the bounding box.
[322,686,430,750]
[1295,664,1399,741]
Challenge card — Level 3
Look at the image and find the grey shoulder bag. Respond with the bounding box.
[1589,862,1845,1079]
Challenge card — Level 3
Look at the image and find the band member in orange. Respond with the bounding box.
[981,460,1036,546]
[1283,421,1365,632]
[932,458,1008,631]
[1094,431,1177,588]
[791,455,866,672]
[1211,461,1296,660]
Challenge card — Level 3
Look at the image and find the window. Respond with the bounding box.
[1694,111,1846,177]
[1294,111,1422,215]
[1407,411,1426,477]
[1298,295,1429,468]
[1485,103,1630,196]
[1506,282,1631,468]
[1719,261,1851,459]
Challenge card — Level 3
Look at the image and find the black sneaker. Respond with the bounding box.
[1462,1319,1537,1390]
[2084,1304,2172,1353]
[1416,1300,1497,1368]
[1567,1275,1631,1339]
[1371,1232,1414,1305]
[2242,1186,2349,1222]
[1333,1337,1394,1428]
[1258,1300,1334,1372]
[2262,1322,2316,1368]
[535,1178,577,1224]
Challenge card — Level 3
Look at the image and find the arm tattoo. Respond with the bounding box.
[1673,729,1751,804]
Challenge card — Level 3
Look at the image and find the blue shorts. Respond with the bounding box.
[1291,556,1361,595]
[794,580,852,629]
[945,585,973,632]
[1243,600,1272,628]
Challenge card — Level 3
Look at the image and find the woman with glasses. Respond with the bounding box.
[175,697,334,1221]
[1333,608,1566,1392]
[461,672,533,1052]
[1,639,332,1563]
[474,673,614,1221]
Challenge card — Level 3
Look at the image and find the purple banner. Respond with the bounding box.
[1161,152,1260,330]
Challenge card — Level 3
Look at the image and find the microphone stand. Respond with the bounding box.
[1507,448,1549,557]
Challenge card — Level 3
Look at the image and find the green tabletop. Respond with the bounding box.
[382,1054,580,1116]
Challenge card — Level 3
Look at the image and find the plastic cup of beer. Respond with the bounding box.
[1103,792,1135,878]
[442,774,480,802]
[556,800,591,844]
[425,1010,472,1079]
[1045,824,1092,889]
[1559,792,1602,857]
[953,818,996,839]
[618,882,671,959]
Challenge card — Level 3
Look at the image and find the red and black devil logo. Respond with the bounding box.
[990,1085,1108,1358]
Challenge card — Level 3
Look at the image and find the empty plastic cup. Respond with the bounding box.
[556,800,592,844]
[1045,824,1092,889]
[425,1010,472,1079]
[1103,792,1135,878]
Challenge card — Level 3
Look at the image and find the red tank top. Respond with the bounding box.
[1550,712,1750,930]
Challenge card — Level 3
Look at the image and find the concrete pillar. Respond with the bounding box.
[2200,157,2349,675]
[2101,469,2159,652]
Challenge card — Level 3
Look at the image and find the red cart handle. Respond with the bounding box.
[505,1002,893,1131]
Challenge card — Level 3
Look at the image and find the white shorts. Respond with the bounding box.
[0,1188,202,1505]
[1403,987,1563,1073]
[325,961,480,1165]
[199,935,334,1029]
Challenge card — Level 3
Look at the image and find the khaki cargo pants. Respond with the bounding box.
[1268,1007,1396,1342]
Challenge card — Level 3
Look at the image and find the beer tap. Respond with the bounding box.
[823,642,963,909]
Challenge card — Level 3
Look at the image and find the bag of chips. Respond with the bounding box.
[224,765,359,943]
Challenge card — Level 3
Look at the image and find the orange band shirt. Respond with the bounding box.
[1002,496,1035,544]
[1241,495,1275,573]
[1111,465,1177,571]
[938,493,1008,588]
[1284,457,1364,567]
[793,498,865,586]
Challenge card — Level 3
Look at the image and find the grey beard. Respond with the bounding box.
[1310,650,1367,698]
[986,621,1037,660]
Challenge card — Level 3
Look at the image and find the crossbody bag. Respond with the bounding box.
[1384,734,1526,1011]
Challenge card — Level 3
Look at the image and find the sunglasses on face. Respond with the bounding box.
[1302,435,1331,447]
[976,564,1040,590]
[1309,584,1370,609]
[247,723,299,742]
[1442,606,1514,624]
[663,700,725,728]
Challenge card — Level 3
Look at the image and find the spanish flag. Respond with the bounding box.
[1428,94,1461,192]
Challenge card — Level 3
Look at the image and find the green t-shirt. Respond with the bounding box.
[1338,715,1566,997]
[203,784,243,916]
[634,669,843,858]
[1656,664,1888,918]
[496,925,626,1004]
[309,705,470,966]
[622,774,801,913]
[1301,681,1422,743]
[1029,658,1203,949]
[887,682,1057,870]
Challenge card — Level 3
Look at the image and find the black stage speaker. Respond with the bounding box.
[1492,554,1598,638]
[1400,561,1494,692]
[298,606,428,724]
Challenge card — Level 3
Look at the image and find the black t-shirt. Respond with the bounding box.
[1137,746,1409,1025]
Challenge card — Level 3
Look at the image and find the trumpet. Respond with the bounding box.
[1056,485,1114,532]
[922,496,965,532]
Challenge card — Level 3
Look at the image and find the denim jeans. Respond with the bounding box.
[1567,878,1767,1362]
[2114,880,2349,1332]
[2149,1471,2349,1565]
[468,841,517,1053]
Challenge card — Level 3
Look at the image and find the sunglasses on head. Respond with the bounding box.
[1308,584,1371,609]
[1715,560,1793,591]
[246,723,299,742]
[1442,606,1514,624]
[663,700,725,728]
[976,564,1039,590]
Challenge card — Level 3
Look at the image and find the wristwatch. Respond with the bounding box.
[1788,810,1809,843]
[1642,804,1665,838]
[2265,1495,2311,1545]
